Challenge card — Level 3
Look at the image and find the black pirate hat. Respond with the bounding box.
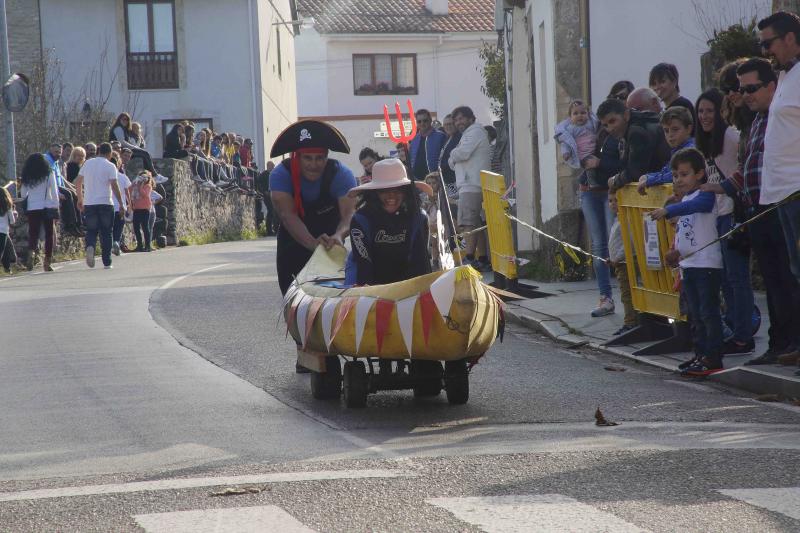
[269,120,350,158]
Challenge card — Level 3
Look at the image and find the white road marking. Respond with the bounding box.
[134,505,315,533]
[427,494,651,532]
[157,262,232,291]
[0,469,414,502]
[718,487,800,520]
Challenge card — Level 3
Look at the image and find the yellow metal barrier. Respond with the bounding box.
[480,171,517,280]
[616,183,683,320]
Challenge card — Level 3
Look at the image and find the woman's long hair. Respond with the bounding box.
[719,59,755,133]
[0,186,13,216]
[695,89,728,160]
[20,153,51,188]
[110,112,132,141]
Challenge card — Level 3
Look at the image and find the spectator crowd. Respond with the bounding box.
[0,111,265,272]
[552,11,800,377]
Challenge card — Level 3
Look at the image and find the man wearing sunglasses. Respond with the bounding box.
[757,11,800,372]
[408,109,447,182]
[707,57,800,367]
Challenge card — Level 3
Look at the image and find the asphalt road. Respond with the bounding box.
[1,238,799,532]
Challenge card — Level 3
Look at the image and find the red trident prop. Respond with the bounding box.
[383,99,417,161]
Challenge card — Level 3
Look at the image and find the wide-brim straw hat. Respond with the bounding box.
[348,158,433,198]
[269,120,350,158]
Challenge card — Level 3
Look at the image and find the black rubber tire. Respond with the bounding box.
[310,356,342,400]
[343,360,368,408]
[445,360,469,405]
[411,360,443,397]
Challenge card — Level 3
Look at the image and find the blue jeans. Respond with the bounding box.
[113,214,125,244]
[682,267,723,359]
[581,190,613,299]
[778,198,800,283]
[716,214,754,343]
[84,204,114,267]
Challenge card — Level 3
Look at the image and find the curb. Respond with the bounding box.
[504,303,800,398]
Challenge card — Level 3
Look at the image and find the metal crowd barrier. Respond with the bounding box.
[609,183,690,355]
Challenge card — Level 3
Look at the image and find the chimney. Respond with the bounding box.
[425,0,448,16]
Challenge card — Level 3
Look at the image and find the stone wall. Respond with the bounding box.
[130,157,256,245]
[7,157,255,265]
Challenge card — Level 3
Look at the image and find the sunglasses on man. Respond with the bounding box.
[738,83,767,95]
[759,34,784,50]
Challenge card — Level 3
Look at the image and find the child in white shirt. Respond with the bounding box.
[651,148,723,376]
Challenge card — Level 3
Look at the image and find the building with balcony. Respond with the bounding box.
[5,0,299,170]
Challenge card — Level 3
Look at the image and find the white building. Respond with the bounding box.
[502,0,772,250]
[294,0,497,173]
[34,0,299,168]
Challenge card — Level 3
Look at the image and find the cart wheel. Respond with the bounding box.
[343,360,368,408]
[411,360,443,397]
[445,360,469,405]
[310,356,342,400]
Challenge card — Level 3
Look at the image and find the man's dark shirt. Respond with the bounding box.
[611,111,671,189]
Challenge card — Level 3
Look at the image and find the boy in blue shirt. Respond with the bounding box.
[637,106,695,195]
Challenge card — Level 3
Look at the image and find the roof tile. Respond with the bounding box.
[297,0,496,34]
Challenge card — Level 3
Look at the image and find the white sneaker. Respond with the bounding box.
[591,296,615,317]
[112,241,121,256]
[85,246,95,268]
[155,173,169,184]
[104,265,113,270]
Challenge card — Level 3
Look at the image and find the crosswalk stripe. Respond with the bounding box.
[717,487,800,520]
[0,469,414,502]
[427,495,650,533]
[134,505,315,533]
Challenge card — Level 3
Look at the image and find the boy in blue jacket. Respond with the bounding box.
[637,106,695,195]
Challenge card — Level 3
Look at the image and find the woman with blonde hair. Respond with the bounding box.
[66,146,86,184]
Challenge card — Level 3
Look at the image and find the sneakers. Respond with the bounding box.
[612,324,636,336]
[777,350,800,366]
[591,297,615,317]
[85,246,95,268]
[678,356,700,370]
[154,173,169,184]
[681,357,723,377]
[112,241,121,256]
[104,265,113,270]
[720,339,755,357]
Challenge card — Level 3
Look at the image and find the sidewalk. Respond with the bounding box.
[499,277,800,399]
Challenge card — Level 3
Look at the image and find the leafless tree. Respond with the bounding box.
[673,0,771,44]
[0,43,141,182]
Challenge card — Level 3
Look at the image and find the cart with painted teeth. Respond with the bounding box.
[282,245,504,407]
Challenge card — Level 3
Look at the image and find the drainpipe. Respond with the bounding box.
[247,0,262,166]
[579,0,590,105]
[433,35,442,117]
[503,8,514,191]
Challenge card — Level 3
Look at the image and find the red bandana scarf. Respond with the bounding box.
[290,147,328,218]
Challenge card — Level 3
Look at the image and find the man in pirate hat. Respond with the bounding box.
[269,120,357,290]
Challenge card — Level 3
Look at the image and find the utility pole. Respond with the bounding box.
[0,0,16,185]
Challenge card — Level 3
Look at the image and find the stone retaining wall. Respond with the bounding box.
[7,158,255,264]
